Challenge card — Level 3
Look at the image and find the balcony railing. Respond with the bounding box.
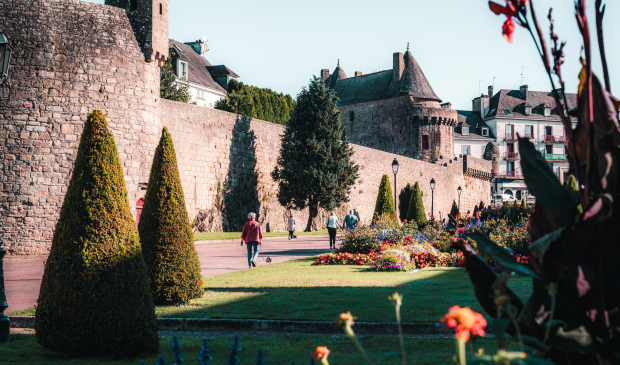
[500,171,523,178]
[505,133,517,141]
[524,134,535,139]
[543,135,567,143]
[503,152,519,160]
[544,153,568,161]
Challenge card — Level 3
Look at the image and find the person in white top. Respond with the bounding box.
[325,211,341,249]
[288,214,297,240]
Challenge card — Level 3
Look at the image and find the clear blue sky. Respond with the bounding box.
[84,0,618,110]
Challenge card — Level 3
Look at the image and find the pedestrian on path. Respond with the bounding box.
[288,213,297,240]
[342,209,359,231]
[241,212,263,268]
[325,211,341,249]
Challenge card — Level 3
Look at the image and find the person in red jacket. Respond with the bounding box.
[241,212,263,268]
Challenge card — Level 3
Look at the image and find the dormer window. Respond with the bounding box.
[350,111,355,121]
[525,106,532,116]
[462,127,469,135]
[482,128,489,136]
[178,60,188,79]
[544,107,550,117]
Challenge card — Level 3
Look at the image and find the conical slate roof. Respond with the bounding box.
[400,47,441,102]
[329,59,347,88]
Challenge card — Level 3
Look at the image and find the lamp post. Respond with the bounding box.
[430,178,436,220]
[0,29,10,344]
[0,30,12,86]
[457,186,462,212]
[391,158,399,214]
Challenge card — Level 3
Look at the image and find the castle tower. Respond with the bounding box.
[105,0,169,65]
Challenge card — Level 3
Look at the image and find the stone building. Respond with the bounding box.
[0,0,493,254]
[321,45,458,163]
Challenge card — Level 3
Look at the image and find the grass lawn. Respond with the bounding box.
[156,257,533,323]
[194,229,329,241]
[1,333,516,364]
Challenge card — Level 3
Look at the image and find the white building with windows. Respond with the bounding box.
[456,85,577,200]
[168,39,239,108]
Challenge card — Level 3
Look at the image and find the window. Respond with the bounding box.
[178,61,187,78]
[544,107,550,117]
[545,126,552,136]
[130,0,138,11]
[160,3,163,14]
[350,111,354,121]
[422,135,429,150]
[462,145,470,155]
[525,125,534,138]
[507,162,515,172]
[525,106,532,116]
[482,128,489,136]
[505,109,513,115]
[371,112,374,119]
[546,145,553,154]
[462,127,469,135]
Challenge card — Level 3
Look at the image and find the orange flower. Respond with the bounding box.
[313,346,330,360]
[441,306,487,342]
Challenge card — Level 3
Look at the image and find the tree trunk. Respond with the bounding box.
[305,204,321,232]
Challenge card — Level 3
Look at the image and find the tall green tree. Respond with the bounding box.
[35,111,158,357]
[216,79,296,126]
[272,77,359,231]
[160,52,190,103]
[398,183,414,222]
[373,174,396,222]
[139,127,203,305]
[406,182,427,225]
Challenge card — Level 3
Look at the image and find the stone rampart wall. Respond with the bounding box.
[0,0,162,254]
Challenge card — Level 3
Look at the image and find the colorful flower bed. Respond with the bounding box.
[314,207,532,271]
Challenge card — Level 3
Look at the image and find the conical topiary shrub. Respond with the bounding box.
[398,183,414,222]
[35,111,158,357]
[406,182,427,225]
[372,174,396,223]
[139,127,203,305]
[450,200,459,217]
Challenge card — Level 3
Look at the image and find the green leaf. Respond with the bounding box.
[470,232,541,279]
[529,228,564,265]
[518,137,577,221]
[547,325,596,352]
[520,335,550,353]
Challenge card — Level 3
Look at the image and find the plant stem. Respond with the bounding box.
[395,306,406,365]
[457,338,466,365]
[505,306,524,352]
[347,334,377,365]
[544,292,556,343]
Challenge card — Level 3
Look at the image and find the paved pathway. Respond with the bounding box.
[4,234,337,314]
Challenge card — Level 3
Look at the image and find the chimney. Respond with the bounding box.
[488,85,494,98]
[354,71,363,77]
[393,52,404,81]
[520,84,528,100]
[321,69,330,82]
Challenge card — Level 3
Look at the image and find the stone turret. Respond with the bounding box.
[484,141,500,178]
[105,0,169,65]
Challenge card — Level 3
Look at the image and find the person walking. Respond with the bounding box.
[241,212,263,268]
[342,209,359,231]
[288,213,297,240]
[325,211,341,249]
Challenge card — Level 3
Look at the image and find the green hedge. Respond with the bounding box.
[139,127,203,305]
[35,111,158,357]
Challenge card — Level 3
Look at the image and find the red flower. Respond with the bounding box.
[489,0,527,43]
[441,306,487,342]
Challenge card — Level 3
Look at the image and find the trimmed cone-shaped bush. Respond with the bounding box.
[406,182,427,225]
[450,200,459,217]
[398,183,414,222]
[35,111,158,357]
[139,127,203,305]
[372,174,396,222]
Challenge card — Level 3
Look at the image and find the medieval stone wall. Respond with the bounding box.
[0,0,162,254]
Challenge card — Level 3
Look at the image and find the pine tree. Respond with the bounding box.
[139,127,203,305]
[35,111,158,357]
[564,175,582,213]
[373,175,396,222]
[160,52,190,103]
[398,183,414,221]
[521,199,526,208]
[450,200,460,217]
[478,200,485,211]
[474,204,479,213]
[406,182,427,225]
[272,77,359,231]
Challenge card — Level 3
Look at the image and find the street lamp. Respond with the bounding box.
[430,178,436,220]
[457,186,462,212]
[0,30,12,86]
[391,158,399,215]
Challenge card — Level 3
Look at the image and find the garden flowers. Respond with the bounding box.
[313,346,330,364]
[441,305,487,342]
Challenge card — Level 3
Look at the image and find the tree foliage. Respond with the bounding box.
[272,77,358,231]
[398,183,414,222]
[35,111,158,357]
[160,52,190,103]
[406,182,427,225]
[139,127,203,305]
[216,79,296,126]
[373,175,396,222]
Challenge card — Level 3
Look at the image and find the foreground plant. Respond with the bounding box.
[454,0,620,363]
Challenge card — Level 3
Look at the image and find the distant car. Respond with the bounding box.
[494,194,516,204]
